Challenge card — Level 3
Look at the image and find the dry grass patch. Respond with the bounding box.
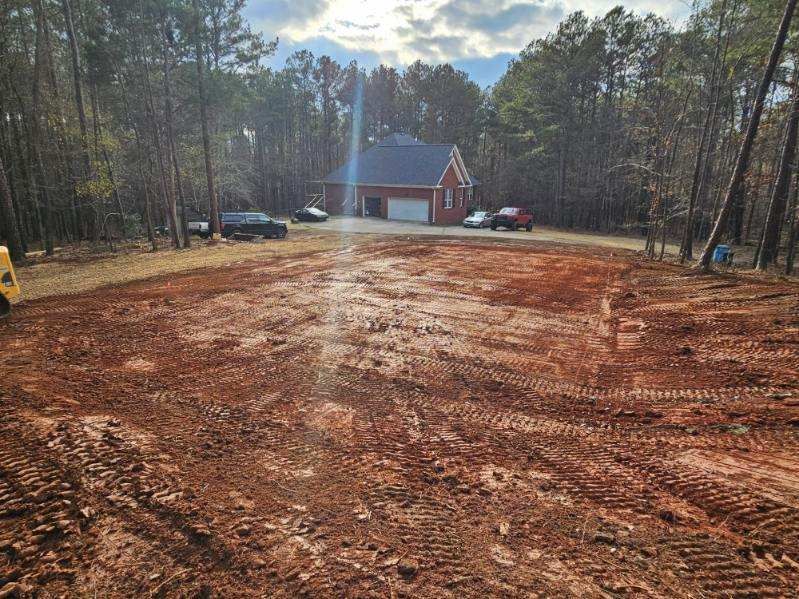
[13,230,369,302]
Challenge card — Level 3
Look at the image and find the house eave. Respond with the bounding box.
[320,181,437,189]
[452,146,472,186]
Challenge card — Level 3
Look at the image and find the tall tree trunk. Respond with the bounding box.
[41,0,81,242]
[0,155,25,263]
[681,105,713,261]
[31,0,54,256]
[193,0,220,237]
[745,159,765,249]
[60,0,92,178]
[137,0,179,249]
[161,23,189,248]
[117,63,157,252]
[696,0,797,270]
[660,111,688,260]
[557,137,567,227]
[90,81,126,242]
[681,0,727,262]
[88,82,113,249]
[136,130,157,253]
[694,90,724,242]
[60,0,98,244]
[757,79,799,270]
[12,108,45,249]
[6,101,33,252]
[785,168,799,273]
[100,134,127,241]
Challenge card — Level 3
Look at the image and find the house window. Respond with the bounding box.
[468,187,473,204]
[444,188,453,209]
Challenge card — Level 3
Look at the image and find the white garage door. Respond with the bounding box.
[387,198,429,222]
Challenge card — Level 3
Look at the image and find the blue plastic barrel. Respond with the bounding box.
[713,244,730,263]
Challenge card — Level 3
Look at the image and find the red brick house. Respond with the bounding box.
[319,133,478,225]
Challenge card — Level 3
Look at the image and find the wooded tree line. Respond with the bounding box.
[487,0,799,271]
[0,0,482,261]
[0,0,798,273]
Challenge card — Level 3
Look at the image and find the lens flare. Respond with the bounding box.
[344,74,364,218]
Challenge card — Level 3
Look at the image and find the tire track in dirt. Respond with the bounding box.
[2,238,798,596]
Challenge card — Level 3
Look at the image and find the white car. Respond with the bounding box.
[463,211,492,228]
[188,219,210,238]
[294,207,329,222]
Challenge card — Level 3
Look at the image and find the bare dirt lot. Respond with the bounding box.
[2,236,799,597]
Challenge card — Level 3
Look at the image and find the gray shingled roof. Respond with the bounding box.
[321,134,463,187]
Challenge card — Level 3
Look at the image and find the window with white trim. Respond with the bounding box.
[444,188,453,209]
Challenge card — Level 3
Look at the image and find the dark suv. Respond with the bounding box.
[491,207,533,231]
[220,212,287,239]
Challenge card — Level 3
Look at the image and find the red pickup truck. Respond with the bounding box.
[491,207,533,231]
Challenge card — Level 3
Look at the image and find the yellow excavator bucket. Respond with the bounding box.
[1,246,20,318]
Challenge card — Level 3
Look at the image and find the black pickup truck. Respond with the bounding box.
[220,212,287,238]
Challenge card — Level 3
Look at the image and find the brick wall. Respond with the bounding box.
[322,162,469,226]
[359,186,435,220]
[322,184,349,216]
[435,163,469,226]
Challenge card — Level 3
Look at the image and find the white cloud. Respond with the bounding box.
[246,0,691,67]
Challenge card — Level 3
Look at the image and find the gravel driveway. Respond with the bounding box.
[299,216,666,252]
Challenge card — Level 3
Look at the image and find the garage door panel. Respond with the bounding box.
[387,198,428,222]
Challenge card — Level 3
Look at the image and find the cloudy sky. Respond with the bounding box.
[245,0,691,87]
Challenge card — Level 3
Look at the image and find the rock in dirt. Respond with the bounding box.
[658,510,678,524]
[382,557,399,568]
[0,569,20,586]
[236,525,252,537]
[593,532,616,545]
[397,558,419,578]
[190,525,212,539]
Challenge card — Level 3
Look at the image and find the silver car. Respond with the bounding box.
[463,211,492,228]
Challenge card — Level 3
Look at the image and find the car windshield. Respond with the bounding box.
[500,208,516,214]
[473,212,487,218]
[307,208,326,216]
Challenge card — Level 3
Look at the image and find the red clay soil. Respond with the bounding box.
[1,238,798,597]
